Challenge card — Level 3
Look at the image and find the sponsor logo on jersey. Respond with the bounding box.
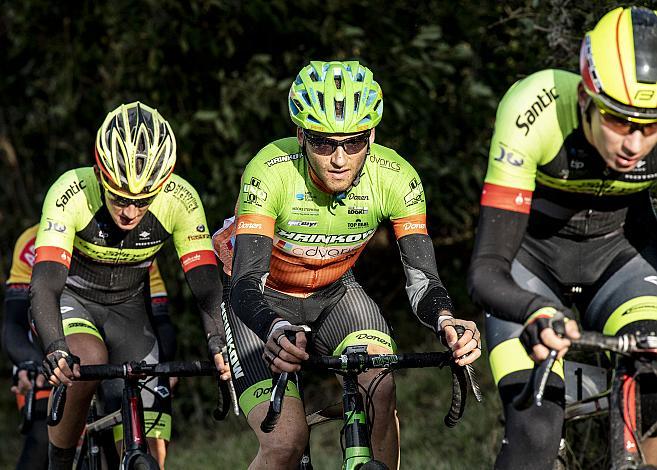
[292,206,320,215]
[515,86,559,136]
[56,180,87,210]
[403,222,426,231]
[570,160,584,170]
[196,224,206,232]
[347,206,368,215]
[494,143,524,167]
[186,234,210,241]
[276,238,365,260]
[265,153,303,167]
[277,228,375,244]
[295,191,314,201]
[369,154,401,172]
[287,220,318,227]
[19,237,36,267]
[242,178,267,206]
[347,193,369,200]
[404,178,424,207]
[139,230,151,239]
[163,181,199,213]
[237,221,263,230]
[347,219,369,229]
[44,219,67,233]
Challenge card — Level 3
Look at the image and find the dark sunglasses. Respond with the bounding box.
[105,190,156,208]
[598,107,657,137]
[303,130,371,156]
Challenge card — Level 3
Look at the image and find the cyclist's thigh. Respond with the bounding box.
[221,291,301,419]
[487,259,567,387]
[97,294,168,434]
[586,245,657,334]
[60,288,108,363]
[313,271,394,356]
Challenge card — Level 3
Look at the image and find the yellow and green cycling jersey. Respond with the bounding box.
[35,167,216,304]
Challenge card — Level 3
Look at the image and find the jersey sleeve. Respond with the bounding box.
[7,225,38,285]
[379,153,428,239]
[234,143,287,239]
[34,169,95,267]
[482,69,577,213]
[156,175,217,272]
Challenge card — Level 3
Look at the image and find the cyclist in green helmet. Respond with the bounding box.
[214,60,481,468]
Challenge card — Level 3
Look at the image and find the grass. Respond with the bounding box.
[0,344,503,469]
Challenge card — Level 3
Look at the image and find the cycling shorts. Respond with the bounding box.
[222,270,395,417]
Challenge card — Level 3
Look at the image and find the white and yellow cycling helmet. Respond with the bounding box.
[580,6,657,122]
[95,101,176,198]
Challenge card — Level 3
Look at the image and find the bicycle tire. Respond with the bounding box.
[127,454,160,470]
[359,460,388,470]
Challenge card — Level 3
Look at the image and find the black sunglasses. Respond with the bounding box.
[303,130,371,156]
[105,191,156,208]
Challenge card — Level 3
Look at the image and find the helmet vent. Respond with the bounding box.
[309,70,319,82]
[334,75,342,90]
[632,7,657,83]
[334,99,344,120]
[354,92,361,111]
[317,92,325,111]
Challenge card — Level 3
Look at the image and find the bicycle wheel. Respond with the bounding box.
[359,461,388,470]
[127,454,160,470]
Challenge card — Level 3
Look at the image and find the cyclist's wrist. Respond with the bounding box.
[436,313,454,332]
[267,319,293,340]
[524,306,560,326]
[45,338,69,356]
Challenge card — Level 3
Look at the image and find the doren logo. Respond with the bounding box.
[238,221,262,230]
[403,222,425,231]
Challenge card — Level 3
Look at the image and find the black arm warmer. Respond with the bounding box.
[398,234,454,333]
[184,264,225,354]
[29,261,69,354]
[467,206,557,324]
[230,234,278,342]
[2,285,44,364]
[151,298,177,362]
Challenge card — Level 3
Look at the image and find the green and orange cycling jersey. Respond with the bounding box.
[31,167,222,354]
[216,137,454,341]
[468,69,657,324]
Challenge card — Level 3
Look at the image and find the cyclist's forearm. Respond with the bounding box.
[3,291,43,364]
[397,233,454,331]
[29,261,68,354]
[230,234,278,342]
[467,206,554,323]
[184,264,225,352]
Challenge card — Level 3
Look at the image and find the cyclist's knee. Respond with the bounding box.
[360,369,396,410]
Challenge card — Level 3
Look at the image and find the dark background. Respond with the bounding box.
[0,0,638,425]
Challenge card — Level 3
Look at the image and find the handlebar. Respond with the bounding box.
[48,360,232,426]
[512,331,657,411]
[260,348,479,433]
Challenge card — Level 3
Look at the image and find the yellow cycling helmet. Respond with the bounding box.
[95,102,176,198]
[580,6,657,122]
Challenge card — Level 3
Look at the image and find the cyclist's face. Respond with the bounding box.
[298,128,374,193]
[589,106,657,173]
[104,191,152,230]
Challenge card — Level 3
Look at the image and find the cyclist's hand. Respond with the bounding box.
[520,308,580,362]
[213,353,231,381]
[169,376,179,390]
[439,316,481,366]
[11,369,46,395]
[43,350,80,387]
[263,320,309,374]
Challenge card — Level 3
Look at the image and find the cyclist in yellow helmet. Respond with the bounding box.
[468,6,657,468]
[30,102,230,469]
